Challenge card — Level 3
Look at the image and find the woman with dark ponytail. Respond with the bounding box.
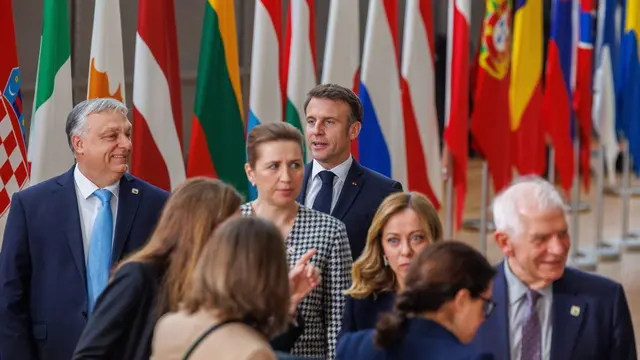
[336,241,497,360]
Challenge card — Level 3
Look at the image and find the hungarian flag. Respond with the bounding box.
[186,0,247,196]
[87,0,125,102]
[574,0,595,191]
[28,0,74,185]
[321,0,360,159]
[470,0,513,193]
[543,0,575,193]
[401,0,442,209]
[510,0,546,176]
[444,0,471,230]
[131,0,185,191]
[284,0,316,161]
[0,0,29,242]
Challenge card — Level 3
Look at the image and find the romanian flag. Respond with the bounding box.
[618,0,640,174]
[543,0,575,193]
[187,0,247,196]
[510,0,546,176]
[131,0,185,191]
[470,0,513,193]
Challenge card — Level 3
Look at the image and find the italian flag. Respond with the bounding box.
[284,0,316,161]
[187,0,247,196]
[131,0,185,191]
[28,0,74,185]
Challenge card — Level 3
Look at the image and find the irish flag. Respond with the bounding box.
[28,0,74,185]
[187,0,247,196]
[284,0,316,160]
[321,0,360,159]
[87,0,125,102]
[131,0,185,191]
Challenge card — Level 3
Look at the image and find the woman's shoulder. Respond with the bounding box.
[240,202,252,215]
[296,206,346,231]
[336,329,378,359]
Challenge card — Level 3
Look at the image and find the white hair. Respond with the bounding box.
[492,175,569,237]
[65,98,128,152]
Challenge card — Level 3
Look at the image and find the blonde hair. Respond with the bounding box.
[115,177,243,315]
[346,192,443,298]
[183,217,291,338]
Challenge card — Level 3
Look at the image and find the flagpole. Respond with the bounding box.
[443,147,454,240]
[478,160,490,256]
[569,123,597,271]
[548,147,556,183]
[608,139,640,250]
[593,143,620,261]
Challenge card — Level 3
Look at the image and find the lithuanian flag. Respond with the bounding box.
[187,0,247,196]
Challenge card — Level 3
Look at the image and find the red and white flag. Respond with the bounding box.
[444,0,471,230]
[401,0,442,209]
[131,0,185,191]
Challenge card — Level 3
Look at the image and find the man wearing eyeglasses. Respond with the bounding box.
[472,176,636,360]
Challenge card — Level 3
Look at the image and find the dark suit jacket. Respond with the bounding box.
[337,317,494,359]
[339,292,395,338]
[0,167,169,360]
[297,160,402,259]
[471,261,637,360]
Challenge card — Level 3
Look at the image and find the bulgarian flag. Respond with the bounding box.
[187,0,247,196]
[28,0,74,185]
[284,0,317,161]
[131,0,185,191]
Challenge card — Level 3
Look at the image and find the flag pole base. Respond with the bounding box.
[569,249,598,271]
[583,243,621,262]
[461,218,496,232]
[603,185,640,197]
[609,233,640,252]
[570,201,591,213]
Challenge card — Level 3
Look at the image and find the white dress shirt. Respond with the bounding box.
[74,166,120,262]
[504,260,553,360]
[304,156,353,214]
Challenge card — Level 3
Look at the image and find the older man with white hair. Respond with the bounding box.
[471,176,636,360]
[0,98,169,360]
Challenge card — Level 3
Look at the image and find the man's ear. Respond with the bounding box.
[494,231,514,257]
[348,121,361,140]
[72,134,84,156]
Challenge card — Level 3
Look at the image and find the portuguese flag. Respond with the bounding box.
[187,0,247,196]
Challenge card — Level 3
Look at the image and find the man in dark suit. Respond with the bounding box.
[472,176,636,360]
[297,83,403,260]
[0,98,169,360]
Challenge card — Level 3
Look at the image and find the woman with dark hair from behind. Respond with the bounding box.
[336,241,497,360]
[150,216,292,360]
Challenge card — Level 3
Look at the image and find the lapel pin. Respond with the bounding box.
[570,305,580,317]
[132,188,139,195]
[352,182,357,186]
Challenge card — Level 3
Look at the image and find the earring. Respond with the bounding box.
[383,256,388,267]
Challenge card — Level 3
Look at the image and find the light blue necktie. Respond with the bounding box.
[87,189,113,314]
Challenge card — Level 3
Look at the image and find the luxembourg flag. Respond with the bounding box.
[593,0,619,184]
[401,0,442,209]
[247,0,284,199]
[284,0,316,161]
[444,0,471,230]
[321,0,360,159]
[359,0,407,188]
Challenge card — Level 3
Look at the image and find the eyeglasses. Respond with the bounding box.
[479,296,496,317]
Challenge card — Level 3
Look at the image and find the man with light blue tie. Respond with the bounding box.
[471,176,636,360]
[0,98,169,360]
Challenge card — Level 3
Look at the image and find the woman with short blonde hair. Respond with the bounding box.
[341,191,443,335]
[151,216,291,360]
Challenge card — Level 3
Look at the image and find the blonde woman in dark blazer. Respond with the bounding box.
[151,217,292,360]
[242,122,353,359]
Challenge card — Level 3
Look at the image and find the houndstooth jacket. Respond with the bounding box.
[241,203,353,359]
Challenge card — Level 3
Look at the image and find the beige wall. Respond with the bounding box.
[12,0,484,156]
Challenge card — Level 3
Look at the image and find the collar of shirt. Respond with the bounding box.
[310,155,353,183]
[74,165,121,201]
[503,259,553,305]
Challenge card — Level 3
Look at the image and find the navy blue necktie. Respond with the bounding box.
[312,171,336,214]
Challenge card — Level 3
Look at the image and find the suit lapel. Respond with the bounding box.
[112,173,140,263]
[551,275,585,360]
[297,162,313,205]
[331,160,364,220]
[483,261,511,360]
[55,167,87,287]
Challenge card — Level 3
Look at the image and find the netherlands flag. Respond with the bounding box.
[359,0,406,188]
